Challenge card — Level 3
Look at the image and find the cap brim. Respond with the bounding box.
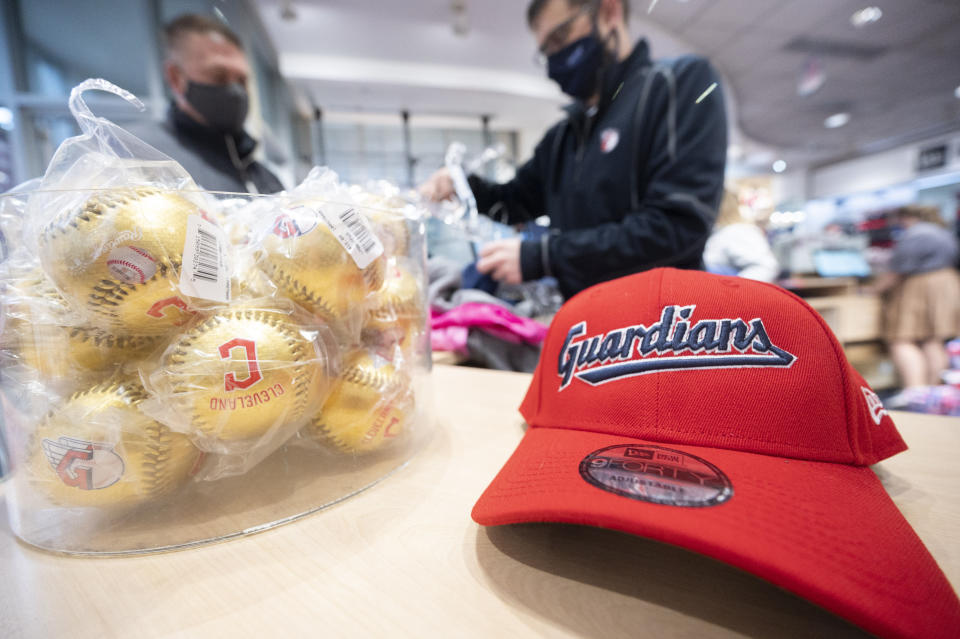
[472,427,960,639]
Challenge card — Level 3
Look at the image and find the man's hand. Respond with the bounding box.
[419,168,456,202]
[477,238,523,285]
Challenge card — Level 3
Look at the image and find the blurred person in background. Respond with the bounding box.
[877,205,960,391]
[703,189,779,282]
[127,14,282,194]
[420,0,727,299]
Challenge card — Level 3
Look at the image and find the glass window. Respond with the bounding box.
[323,121,519,188]
[159,0,212,24]
[0,106,15,192]
[253,52,281,134]
[411,127,515,185]
[22,104,152,178]
[324,122,407,186]
[15,0,153,96]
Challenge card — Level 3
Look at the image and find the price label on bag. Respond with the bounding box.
[180,214,231,302]
[315,204,384,269]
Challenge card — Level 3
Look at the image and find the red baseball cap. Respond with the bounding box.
[472,268,960,638]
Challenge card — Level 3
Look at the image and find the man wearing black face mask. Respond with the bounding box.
[128,14,283,194]
[420,0,727,299]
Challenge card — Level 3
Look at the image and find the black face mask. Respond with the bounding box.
[547,32,608,101]
[184,81,248,133]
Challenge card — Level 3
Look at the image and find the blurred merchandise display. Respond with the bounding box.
[887,385,960,417]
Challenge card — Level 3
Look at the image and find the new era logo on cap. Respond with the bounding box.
[472,268,960,639]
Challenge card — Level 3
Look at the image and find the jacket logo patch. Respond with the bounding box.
[600,128,620,153]
[557,305,796,390]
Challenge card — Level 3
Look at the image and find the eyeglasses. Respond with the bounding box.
[533,5,593,65]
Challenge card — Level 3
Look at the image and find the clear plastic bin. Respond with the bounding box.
[0,187,432,555]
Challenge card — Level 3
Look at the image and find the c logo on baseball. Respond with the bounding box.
[107,245,157,284]
[218,338,263,391]
[147,296,191,320]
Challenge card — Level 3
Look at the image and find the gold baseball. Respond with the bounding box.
[361,204,411,259]
[259,201,385,329]
[305,350,414,453]
[15,324,161,380]
[3,269,160,379]
[29,379,201,508]
[362,261,425,355]
[158,307,330,448]
[38,188,200,336]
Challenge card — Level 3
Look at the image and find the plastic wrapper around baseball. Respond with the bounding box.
[362,255,430,361]
[26,80,232,336]
[140,301,340,478]
[251,168,391,344]
[1,268,166,396]
[299,348,417,455]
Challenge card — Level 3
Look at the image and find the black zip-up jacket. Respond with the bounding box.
[468,39,727,299]
[126,104,284,195]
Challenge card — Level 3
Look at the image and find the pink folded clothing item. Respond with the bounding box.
[431,325,470,356]
[430,303,549,353]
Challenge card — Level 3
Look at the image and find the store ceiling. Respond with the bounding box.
[647,0,960,167]
[259,0,960,169]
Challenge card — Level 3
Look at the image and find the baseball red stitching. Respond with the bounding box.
[107,259,146,284]
[128,246,156,262]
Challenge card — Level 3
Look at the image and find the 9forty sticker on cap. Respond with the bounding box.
[580,444,733,507]
[558,304,796,389]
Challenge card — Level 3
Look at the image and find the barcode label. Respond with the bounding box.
[315,204,384,269]
[180,215,231,302]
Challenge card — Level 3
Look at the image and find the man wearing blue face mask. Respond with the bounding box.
[420,0,727,299]
[129,14,283,194]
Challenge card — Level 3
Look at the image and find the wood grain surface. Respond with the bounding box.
[1,364,957,638]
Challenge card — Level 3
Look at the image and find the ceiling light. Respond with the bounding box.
[851,7,882,28]
[772,160,787,173]
[824,112,851,129]
[954,85,960,99]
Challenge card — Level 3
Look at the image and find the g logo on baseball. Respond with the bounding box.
[41,437,126,490]
[218,338,263,391]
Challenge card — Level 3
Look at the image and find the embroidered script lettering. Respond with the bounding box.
[558,305,796,389]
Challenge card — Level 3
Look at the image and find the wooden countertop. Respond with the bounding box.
[1,364,958,638]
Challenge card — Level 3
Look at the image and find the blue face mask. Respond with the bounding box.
[547,34,606,101]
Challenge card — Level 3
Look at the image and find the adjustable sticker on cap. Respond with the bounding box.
[580,444,733,507]
[558,304,796,390]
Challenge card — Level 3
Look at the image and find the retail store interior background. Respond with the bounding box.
[1,0,959,475]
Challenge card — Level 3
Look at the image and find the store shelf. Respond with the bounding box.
[804,294,882,344]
